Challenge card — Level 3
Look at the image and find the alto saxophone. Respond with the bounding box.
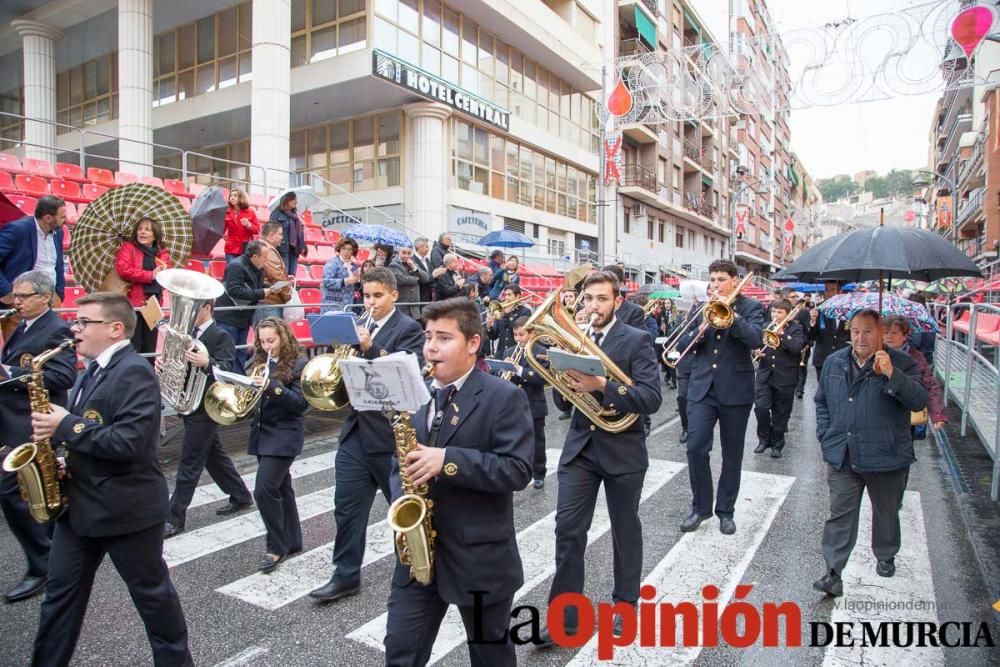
[386,363,437,585]
[2,339,75,523]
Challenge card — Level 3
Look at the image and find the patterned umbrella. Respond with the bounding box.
[924,277,970,294]
[818,292,938,333]
[344,223,411,248]
[70,183,191,293]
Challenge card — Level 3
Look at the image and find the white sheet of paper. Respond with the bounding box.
[338,352,431,413]
[212,367,259,389]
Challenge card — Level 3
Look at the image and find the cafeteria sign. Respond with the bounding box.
[374,49,510,132]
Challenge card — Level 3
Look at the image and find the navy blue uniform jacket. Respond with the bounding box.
[501,343,548,418]
[249,356,309,458]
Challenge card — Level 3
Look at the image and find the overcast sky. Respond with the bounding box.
[769,0,943,180]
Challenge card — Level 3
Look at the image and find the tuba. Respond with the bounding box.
[3,339,75,523]
[762,301,805,349]
[203,358,271,425]
[156,269,225,414]
[300,310,374,411]
[523,292,638,433]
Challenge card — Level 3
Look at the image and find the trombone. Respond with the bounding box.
[488,294,532,320]
[642,299,662,317]
[661,272,755,367]
[762,301,805,349]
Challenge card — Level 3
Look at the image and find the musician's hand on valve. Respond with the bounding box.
[153,356,164,374]
[56,456,67,479]
[185,347,209,369]
[566,369,606,393]
[32,404,69,440]
[250,376,267,387]
[404,445,446,487]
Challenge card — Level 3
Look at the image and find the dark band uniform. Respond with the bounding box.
[33,341,191,667]
[384,367,533,667]
[615,299,646,330]
[487,304,530,356]
[679,294,764,520]
[168,320,252,529]
[328,309,424,590]
[809,313,850,380]
[501,342,548,481]
[547,318,662,632]
[0,310,75,585]
[793,305,812,395]
[754,319,805,453]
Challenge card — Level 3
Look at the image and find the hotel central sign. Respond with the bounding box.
[373,49,510,132]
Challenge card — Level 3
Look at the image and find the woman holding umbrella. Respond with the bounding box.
[224,189,259,263]
[114,217,170,356]
[270,192,306,276]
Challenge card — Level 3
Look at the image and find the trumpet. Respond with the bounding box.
[488,294,532,320]
[661,272,755,367]
[499,345,523,382]
[642,299,662,316]
[762,302,805,349]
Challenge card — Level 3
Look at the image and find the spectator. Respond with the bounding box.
[354,260,376,305]
[809,281,850,381]
[269,193,306,277]
[430,232,453,269]
[114,217,170,357]
[486,250,506,300]
[411,237,435,304]
[388,245,428,320]
[256,222,292,323]
[321,237,359,313]
[224,189,259,264]
[496,255,521,294]
[372,243,393,268]
[471,267,494,298]
[883,316,947,433]
[812,309,927,598]
[433,253,465,300]
[216,241,276,370]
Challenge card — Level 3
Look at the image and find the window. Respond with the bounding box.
[658,220,665,243]
[647,217,654,240]
[56,54,117,129]
[291,0,367,66]
[548,238,566,256]
[1,87,24,142]
[623,208,631,234]
[675,226,684,248]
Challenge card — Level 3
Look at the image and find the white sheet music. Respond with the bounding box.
[212,367,259,389]
[338,352,430,413]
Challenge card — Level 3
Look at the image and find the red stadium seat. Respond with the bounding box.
[81,183,108,202]
[209,238,225,259]
[306,227,328,245]
[139,175,164,188]
[163,179,190,197]
[290,318,312,343]
[11,195,37,215]
[952,311,971,334]
[300,209,314,226]
[49,179,85,203]
[60,286,88,321]
[309,264,325,281]
[114,171,139,186]
[61,224,72,250]
[298,287,322,314]
[208,261,227,280]
[248,192,269,208]
[86,167,115,188]
[22,158,55,178]
[187,183,208,198]
[184,260,205,273]
[54,162,86,182]
[295,263,319,287]
[64,202,79,224]
[0,154,24,174]
[325,229,341,244]
[254,206,270,221]
[14,174,49,197]
[0,171,14,192]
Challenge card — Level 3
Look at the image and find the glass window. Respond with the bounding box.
[377,113,400,156]
[218,8,238,56]
[455,121,473,160]
[478,32,493,76]
[308,127,327,169]
[196,63,216,95]
[441,55,459,85]
[473,126,489,165]
[495,41,508,84]
[197,17,215,64]
[292,0,308,31]
[398,30,420,66]
[491,136,504,170]
[353,116,375,161]
[313,0,338,25]
[340,0,364,16]
[374,0,397,21]
[374,17,397,52]
[238,3,252,49]
[331,122,350,163]
[399,0,419,33]
[461,19,477,65]
[177,24,196,70]
[423,0,441,46]
[422,44,441,75]
[158,33,175,75]
[290,131,307,171]
[442,8,460,55]
[311,26,338,61]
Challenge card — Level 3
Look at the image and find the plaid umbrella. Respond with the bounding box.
[818,292,938,333]
[70,183,191,293]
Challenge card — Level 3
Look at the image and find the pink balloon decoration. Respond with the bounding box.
[951,5,995,59]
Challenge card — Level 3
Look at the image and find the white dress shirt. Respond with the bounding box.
[33,220,58,286]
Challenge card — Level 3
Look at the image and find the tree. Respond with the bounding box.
[818,175,857,202]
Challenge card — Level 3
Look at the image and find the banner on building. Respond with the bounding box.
[448,206,493,236]
[936,196,952,230]
[782,217,795,257]
[604,133,623,184]
[734,204,749,239]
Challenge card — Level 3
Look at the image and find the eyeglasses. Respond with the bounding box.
[11,292,39,300]
[70,318,109,329]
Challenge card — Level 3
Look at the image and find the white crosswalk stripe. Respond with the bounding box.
[186,451,336,510]
[217,449,565,610]
[345,457,688,662]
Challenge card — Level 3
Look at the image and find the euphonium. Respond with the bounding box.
[523,292,638,433]
[2,339,75,523]
[300,311,373,411]
[156,268,225,414]
[387,362,437,585]
[762,301,805,349]
[203,358,271,425]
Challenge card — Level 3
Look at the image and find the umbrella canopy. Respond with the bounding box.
[188,186,227,256]
[477,229,535,248]
[268,185,319,213]
[344,223,411,247]
[818,292,938,333]
[0,192,25,226]
[648,289,681,299]
[70,184,191,293]
[924,277,970,294]
[774,226,982,283]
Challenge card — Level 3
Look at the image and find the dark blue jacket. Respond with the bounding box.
[249,357,308,458]
[269,208,305,257]
[216,255,266,329]
[501,342,548,418]
[815,346,928,472]
[0,216,65,299]
[809,314,850,370]
[755,320,805,389]
[681,295,764,406]
[616,299,646,330]
[390,368,533,606]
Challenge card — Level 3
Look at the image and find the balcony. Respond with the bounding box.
[956,188,985,229]
[941,112,973,161]
[958,133,985,188]
[618,38,651,58]
[619,163,658,194]
[684,192,716,221]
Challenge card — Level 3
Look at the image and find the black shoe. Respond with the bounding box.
[795,391,804,399]
[670,381,677,390]
[164,522,184,538]
[813,570,843,597]
[532,478,545,489]
[217,501,253,516]
[679,512,712,532]
[612,614,625,636]
[876,559,896,577]
[770,448,783,459]
[257,553,285,574]
[643,424,651,436]
[308,578,361,602]
[679,430,688,444]
[4,575,45,603]
[719,517,736,535]
[558,412,571,421]
[753,443,769,454]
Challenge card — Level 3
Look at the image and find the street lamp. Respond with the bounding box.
[912,168,958,243]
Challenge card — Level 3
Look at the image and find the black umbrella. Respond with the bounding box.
[189,186,228,256]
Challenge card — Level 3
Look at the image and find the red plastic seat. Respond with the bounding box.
[0,154,24,174]
[77,202,87,218]
[209,238,225,259]
[0,171,14,192]
[187,183,208,198]
[22,158,55,178]
[81,183,108,202]
[300,209,314,226]
[64,202,79,224]
[14,174,49,197]
[298,287,322,314]
[295,264,319,287]
[183,259,205,273]
[309,264,325,281]
[952,311,971,334]
[208,261,227,280]
[54,162,87,182]
[139,175,164,188]
[114,171,139,186]
[254,206,271,221]
[86,167,115,188]
[49,179,85,203]
[314,245,336,262]
[325,229,341,244]
[179,197,191,213]
[60,286,88,321]
[306,227,328,245]
[11,195,37,215]
[290,318,312,343]
[163,179,190,197]
[61,224,72,250]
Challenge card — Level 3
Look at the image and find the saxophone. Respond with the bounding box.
[2,339,75,523]
[386,363,437,585]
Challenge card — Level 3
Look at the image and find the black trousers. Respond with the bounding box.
[663,364,677,384]
[822,464,910,574]
[169,415,252,526]
[331,432,392,586]
[254,455,301,557]
[0,470,51,577]
[685,389,752,518]
[532,416,547,480]
[754,382,796,450]
[384,576,515,667]
[677,395,689,432]
[32,520,191,667]
[548,445,644,631]
[130,312,159,358]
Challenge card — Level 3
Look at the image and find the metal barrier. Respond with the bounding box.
[935,302,1000,500]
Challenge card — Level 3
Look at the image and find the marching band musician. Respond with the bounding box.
[487,284,530,356]
[678,260,764,536]
[0,271,76,603]
[309,267,424,602]
[248,317,308,574]
[499,315,549,489]
[752,298,805,458]
[602,265,645,329]
[782,289,812,399]
[539,270,662,645]
[809,280,850,381]
[160,300,253,537]
[29,292,192,666]
[384,298,533,666]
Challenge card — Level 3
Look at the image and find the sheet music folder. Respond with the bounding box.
[546,348,605,377]
[338,352,430,413]
[307,312,360,345]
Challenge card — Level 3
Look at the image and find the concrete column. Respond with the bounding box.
[250,0,291,194]
[12,20,62,163]
[117,0,154,176]
[404,102,451,241]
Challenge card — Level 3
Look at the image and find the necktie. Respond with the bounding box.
[74,363,99,409]
[369,323,379,338]
[428,384,455,447]
[592,332,604,347]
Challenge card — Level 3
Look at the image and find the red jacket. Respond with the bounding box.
[224,206,260,255]
[115,241,171,307]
